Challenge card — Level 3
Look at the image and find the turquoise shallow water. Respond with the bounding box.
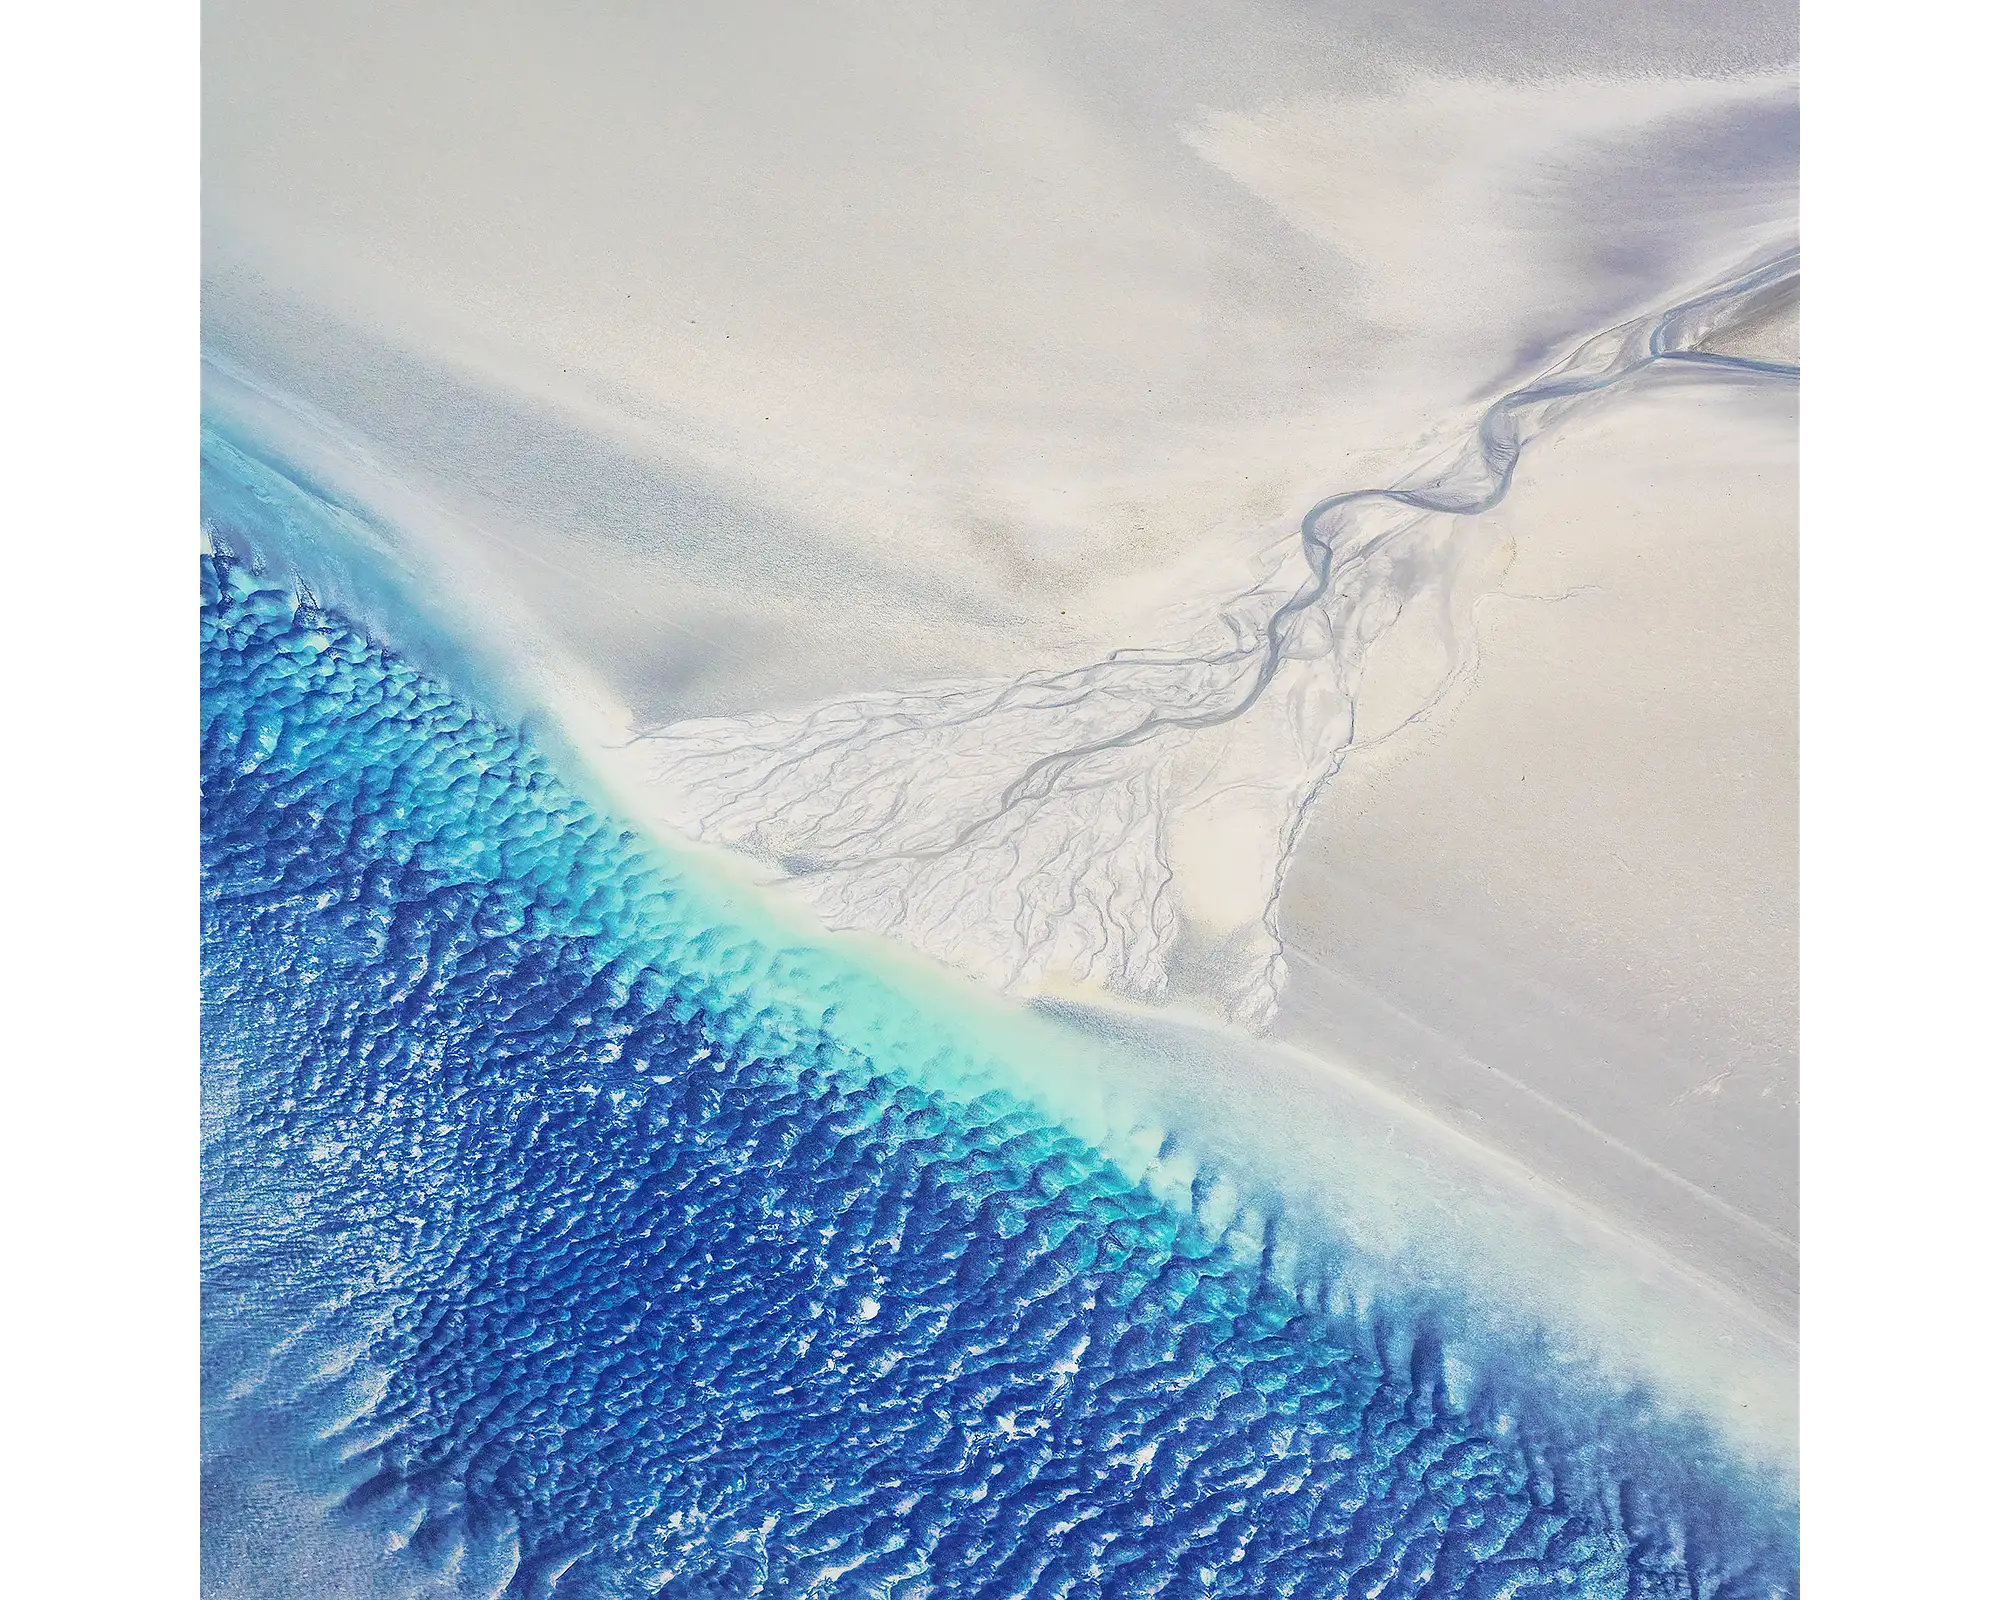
[200,479,1797,1597]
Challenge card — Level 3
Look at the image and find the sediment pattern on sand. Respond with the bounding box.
[202,553,1796,1599]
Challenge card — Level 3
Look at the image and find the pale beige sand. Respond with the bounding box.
[1273,365,1798,1327]
[204,0,1796,724]
[202,0,1798,1403]
[1702,276,1801,365]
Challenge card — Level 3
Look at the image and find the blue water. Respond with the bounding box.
[201,527,1797,1596]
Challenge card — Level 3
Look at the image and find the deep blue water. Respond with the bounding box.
[201,538,1797,1598]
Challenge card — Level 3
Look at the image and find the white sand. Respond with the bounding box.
[1274,365,1798,1326]
[203,0,1799,1410]
[204,2,1796,716]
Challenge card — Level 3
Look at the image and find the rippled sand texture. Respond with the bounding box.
[204,2,1800,1591]
[202,558,1795,1598]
